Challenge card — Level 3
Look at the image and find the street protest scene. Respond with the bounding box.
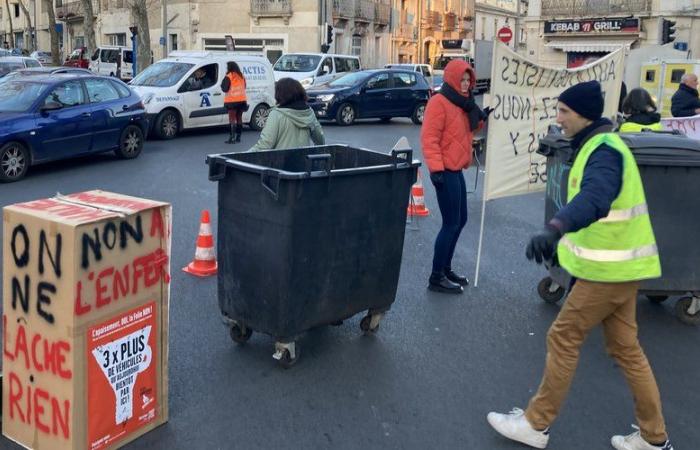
[1,1,700,449]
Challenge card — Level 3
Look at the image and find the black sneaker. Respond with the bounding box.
[428,275,463,294]
[445,269,469,286]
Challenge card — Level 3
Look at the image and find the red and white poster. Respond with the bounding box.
[87,302,158,450]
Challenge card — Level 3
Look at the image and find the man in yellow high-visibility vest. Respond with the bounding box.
[487,81,672,450]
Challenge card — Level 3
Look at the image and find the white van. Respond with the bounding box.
[273,53,361,88]
[129,51,276,139]
[385,63,433,87]
[90,46,134,80]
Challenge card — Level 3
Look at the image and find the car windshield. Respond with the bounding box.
[0,80,46,111]
[328,72,368,87]
[0,61,25,77]
[130,62,195,87]
[273,55,322,72]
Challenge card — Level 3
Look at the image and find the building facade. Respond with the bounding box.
[526,0,700,68]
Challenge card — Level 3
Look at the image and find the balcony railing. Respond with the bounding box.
[355,0,375,22]
[393,23,417,41]
[333,0,354,18]
[443,11,457,31]
[422,10,442,29]
[56,0,98,20]
[375,2,390,26]
[540,0,651,16]
[250,0,292,18]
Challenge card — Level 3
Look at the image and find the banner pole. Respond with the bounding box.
[474,189,487,287]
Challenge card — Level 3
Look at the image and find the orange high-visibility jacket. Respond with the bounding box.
[224,73,247,103]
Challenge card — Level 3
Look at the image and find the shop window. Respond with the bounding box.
[670,69,685,83]
[645,70,655,82]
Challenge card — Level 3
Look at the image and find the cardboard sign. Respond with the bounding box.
[2,190,171,450]
[661,114,700,139]
[87,302,157,450]
[484,41,626,200]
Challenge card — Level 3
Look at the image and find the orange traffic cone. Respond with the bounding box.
[183,210,218,277]
[407,172,430,217]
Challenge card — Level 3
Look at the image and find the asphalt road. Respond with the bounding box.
[1,117,698,450]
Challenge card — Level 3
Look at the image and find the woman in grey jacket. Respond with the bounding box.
[250,78,325,151]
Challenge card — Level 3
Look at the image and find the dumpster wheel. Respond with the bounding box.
[360,313,383,335]
[229,323,253,344]
[675,296,700,326]
[273,342,299,368]
[537,277,566,304]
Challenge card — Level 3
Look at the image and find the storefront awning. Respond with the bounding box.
[545,39,636,53]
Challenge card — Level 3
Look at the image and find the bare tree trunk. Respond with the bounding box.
[17,0,34,52]
[80,0,96,56]
[43,0,60,64]
[131,0,151,73]
[5,0,15,48]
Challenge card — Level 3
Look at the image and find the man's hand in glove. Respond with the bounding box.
[526,225,562,264]
[483,106,494,117]
[430,171,444,186]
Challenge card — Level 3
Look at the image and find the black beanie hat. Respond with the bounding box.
[558,81,604,120]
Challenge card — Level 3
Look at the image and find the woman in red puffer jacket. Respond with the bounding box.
[421,59,488,294]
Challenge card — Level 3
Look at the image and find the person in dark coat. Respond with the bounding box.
[670,73,700,117]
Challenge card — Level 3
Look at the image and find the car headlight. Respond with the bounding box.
[317,94,335,102]
[142,93,155,105]
[300,77,313,87]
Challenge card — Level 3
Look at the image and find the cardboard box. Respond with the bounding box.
[2,191,171,450]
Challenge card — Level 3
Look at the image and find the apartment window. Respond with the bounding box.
[169,34,178,51]
[106,33,127,46]
[14,4,19,17]
[480,17,486,40]
[352,36,362,57]
[74,36,85,48]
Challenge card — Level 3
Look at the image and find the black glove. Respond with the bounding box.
[483,106,494,117]
[526,225,562,264]
[430,171,444,186]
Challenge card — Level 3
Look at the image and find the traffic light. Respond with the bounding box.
[326,24,333,45]
[661,19,676,44]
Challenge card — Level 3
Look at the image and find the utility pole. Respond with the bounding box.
[161,0,167,58]
[33,0,37,50]
[514,0,520,48]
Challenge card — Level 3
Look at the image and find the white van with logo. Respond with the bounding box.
[273,53,361,88]
[129,51,276,139]
[89,46,134,80]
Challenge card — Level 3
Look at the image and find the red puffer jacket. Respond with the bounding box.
[421,60,481,172]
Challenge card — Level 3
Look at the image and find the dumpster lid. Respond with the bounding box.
[620,131,700,166]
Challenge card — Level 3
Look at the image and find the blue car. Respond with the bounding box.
[306,69,431,126]
[0,73,147,182]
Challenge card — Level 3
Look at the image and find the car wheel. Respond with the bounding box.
[154,110,179,140]
[411,103,426,125]
[115,125,144,159]
[0,142,30,183]
[336,103,355,126]
[249,104,270,131]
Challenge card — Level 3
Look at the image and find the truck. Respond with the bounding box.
[431,39,493,94]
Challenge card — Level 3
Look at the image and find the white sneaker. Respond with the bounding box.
[487,407,549,449]
[611,427,673,450]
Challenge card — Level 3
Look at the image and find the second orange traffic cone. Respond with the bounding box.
[407,172,430,217]
[183,210,218,277]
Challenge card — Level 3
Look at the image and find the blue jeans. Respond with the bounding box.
[431,170,467,276]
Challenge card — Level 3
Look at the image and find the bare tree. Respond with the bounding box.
[80,0,96,56]
[129,0,152,73]
[5,0,15,48]
[43,0,61,64]
[17,0,34,52]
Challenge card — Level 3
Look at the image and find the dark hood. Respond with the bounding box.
[625,111,661,126]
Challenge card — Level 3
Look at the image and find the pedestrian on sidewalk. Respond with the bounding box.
[487,81,672,450]
[619,88,662,132]
[220,62,248,144]
[421,59,487,294]
[250,77,325,151]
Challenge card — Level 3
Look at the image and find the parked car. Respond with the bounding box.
[0,49,11,57]
[30,51,53,65]
[90,46,134,80]
[0,56,42,78]
[431,74,444,94]
[130,50,276,139]
[385,63,434,87]
[0,74,147,182]
[273,53,361,88]
[64,47,90,69]
[3,66,92,80]
[306,69,430,125]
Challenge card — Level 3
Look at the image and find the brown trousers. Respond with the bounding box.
[524,279,667,443]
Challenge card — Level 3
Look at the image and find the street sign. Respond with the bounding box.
[497,27,513,43]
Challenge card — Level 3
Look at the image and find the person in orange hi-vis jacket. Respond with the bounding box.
[220,61,248,144]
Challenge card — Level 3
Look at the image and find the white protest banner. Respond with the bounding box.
[483,41,626,200]
[661,115,700,139]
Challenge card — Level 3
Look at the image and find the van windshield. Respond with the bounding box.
[273,54,322,72]
[130,62,195,87]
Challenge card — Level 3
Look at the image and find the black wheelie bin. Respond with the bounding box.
[206,144,420,366]
[536,130,700,325]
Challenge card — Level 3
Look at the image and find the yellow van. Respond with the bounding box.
[640,60,700,117]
